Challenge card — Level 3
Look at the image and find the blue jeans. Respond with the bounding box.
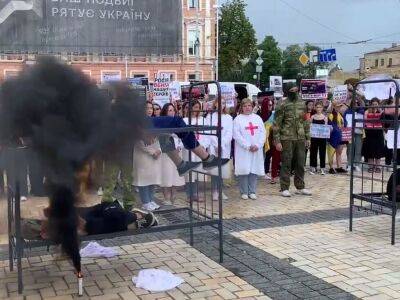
[238,174,258,195]
[151,116,199,150]
[138,185,155,204]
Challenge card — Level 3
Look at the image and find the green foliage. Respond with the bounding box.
[218,0,257,81]
[281,44,331,81]
[240,36,283,88]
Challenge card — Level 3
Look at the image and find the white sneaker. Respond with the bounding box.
[241,194,249,200]
[97,187,103,196]
[249,193,257,200]
[222,192,228,200]
[20,196,28,202]
[346,166,351,172]
[296,189,312,196]
[281,190,291,197]
[309,167,316,175]
[320,168,326,175]
[150,201,160,209]
[354,166,361,172]
[142,203,155,211]
[265,174,271,180]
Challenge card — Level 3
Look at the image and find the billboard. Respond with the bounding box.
[0,0,182,54]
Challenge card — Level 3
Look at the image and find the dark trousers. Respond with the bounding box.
[280,140,305,191]
[310,138,326,169]
[78,201,136,235]
[151,116,199,150]
[264,149,272,173]
[271,147,281,178]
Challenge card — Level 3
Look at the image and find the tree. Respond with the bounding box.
[242,35,282,88]
[282,44,331,80]
[218,0,257,81]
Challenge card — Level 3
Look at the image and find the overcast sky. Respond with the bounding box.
[223,0,400,71]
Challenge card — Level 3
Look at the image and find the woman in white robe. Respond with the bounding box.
[159,103,185,205]
[233,98,266,200]
[182,100,210,201]
[207,98,233,201]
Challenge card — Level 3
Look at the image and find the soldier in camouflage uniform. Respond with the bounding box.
[273,84,312,197]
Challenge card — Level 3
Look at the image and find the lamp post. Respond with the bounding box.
[213,3,221,81]
[195,3,200,81]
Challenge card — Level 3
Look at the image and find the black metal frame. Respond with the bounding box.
[349,79,400,244]
[7,80,224,294]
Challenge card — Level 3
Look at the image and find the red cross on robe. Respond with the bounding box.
[245,122,259,136]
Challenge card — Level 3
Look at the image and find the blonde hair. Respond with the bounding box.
[240,98,254,114]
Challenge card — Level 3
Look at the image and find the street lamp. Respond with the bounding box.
[213,3,221,81]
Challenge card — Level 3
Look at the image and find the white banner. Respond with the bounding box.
[333,85,348,103]
[310,124,332,139]
[153,73,172,107]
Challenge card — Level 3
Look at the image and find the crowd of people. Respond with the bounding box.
[5,81,399,212]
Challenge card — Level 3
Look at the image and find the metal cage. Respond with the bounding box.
[349,79,400,244]
[7,80,224,294]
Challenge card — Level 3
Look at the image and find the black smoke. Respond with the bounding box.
[0,57,147,272]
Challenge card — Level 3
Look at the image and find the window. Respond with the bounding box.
[375,59,379,67]
[188,30,199,56]
[389,58,393,67]
[133,74,146,78]
[188,0,199,8]
[188,74,196,81]
[381,58,384,66]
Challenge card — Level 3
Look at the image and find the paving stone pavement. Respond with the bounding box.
[0,238,270,300]
[1,172,399,299]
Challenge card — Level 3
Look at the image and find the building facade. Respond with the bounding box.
[359,44,400,78]
[0,0,217,84]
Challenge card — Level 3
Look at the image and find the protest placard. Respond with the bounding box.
[153,73,172,107]
[300,79,327,100]
[270,76,283,97]
[310,124,331,138]
[220,83,236,108]
[169,81,181,101]
[341,127,352,142]
[333,85,348,103]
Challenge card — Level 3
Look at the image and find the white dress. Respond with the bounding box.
[132,139,162,186]
[233,113,266,176]
[183,116,210,182]
[160,135,185,187]
[206,112,233,179]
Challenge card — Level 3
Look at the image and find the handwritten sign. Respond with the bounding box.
[341,127,352,142]
[310,124,331,139]
[169,81,181,101]
[333,85,348,103]
[220,83,236,108]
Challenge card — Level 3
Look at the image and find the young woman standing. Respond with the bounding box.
[233,98,266,200]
